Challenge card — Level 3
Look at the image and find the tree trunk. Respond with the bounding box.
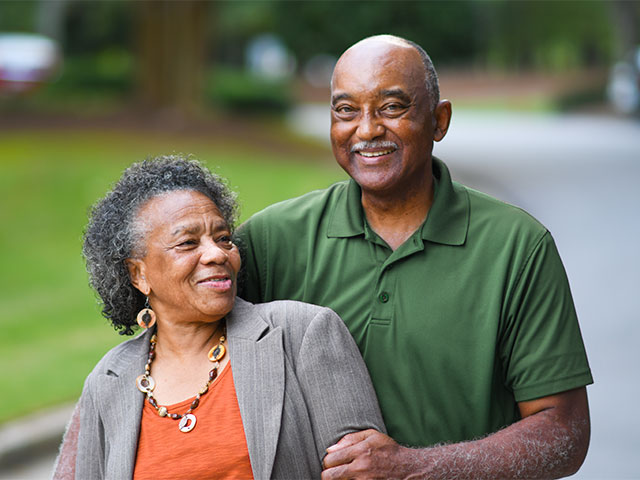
[609,1,640,58]
[134,1,210,117]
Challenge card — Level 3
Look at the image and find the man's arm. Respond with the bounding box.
[322,387,590,480]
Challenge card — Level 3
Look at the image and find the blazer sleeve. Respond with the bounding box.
[75,376,106,479]
[52,402,80,480]
[52,375,105,480]
[294,307,386,457]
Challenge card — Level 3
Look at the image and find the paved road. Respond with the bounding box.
[290,106,640,479]
[0,453,55,480]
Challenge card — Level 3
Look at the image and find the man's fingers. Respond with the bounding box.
[321,464,351,480]
[323,429,384,470]
[323,441,357,469]
[326,429,377,453]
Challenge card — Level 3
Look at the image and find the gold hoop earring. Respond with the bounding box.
[137,297,156,329]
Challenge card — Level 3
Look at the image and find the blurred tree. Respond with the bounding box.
[215,1,276,67]
[134,1,210,116]
[36,0,70,43]
[269,1,477,66]
[62,1,130,55]
[608,1,640,57]
[481,1,613,71]
[0,0,623,112]
[218,0,614,73]
[0,1,37,31]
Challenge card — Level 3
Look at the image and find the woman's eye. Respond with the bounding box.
[217,235,234,248]
[177,240,197,247]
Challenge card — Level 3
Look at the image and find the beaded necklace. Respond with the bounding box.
[135,323,227,433]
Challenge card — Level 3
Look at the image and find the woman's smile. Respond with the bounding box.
[195,274,233,291]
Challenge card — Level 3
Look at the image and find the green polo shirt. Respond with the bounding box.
[236,157,592,447]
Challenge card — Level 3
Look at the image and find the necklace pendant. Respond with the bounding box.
[136,374,155,393]
[208,343,226,362]
[179,413,197,433]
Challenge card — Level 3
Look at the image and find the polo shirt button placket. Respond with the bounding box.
[378,292,389,303]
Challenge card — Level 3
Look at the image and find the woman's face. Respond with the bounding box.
[127,190,240,325]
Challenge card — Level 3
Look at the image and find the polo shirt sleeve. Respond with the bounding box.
[235,218,265,304]
[499,231,593,402]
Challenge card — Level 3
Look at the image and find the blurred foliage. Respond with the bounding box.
[0,0,37,31]
[62,1,132,55]
[0,0,621,110]
[205,66,292,113]
[53,49,134,93]
[217,0,614,71]
[482,1,613,70]
[269,1,478,66]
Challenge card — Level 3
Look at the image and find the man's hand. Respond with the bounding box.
[322,429,417,480]
[321,388,590,480]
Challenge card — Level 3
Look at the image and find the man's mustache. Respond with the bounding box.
[350,141,398,153]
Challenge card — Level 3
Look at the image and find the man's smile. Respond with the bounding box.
[358,148,395,158]
[351,141,398,160]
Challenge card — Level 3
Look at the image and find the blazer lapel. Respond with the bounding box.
[95,330,149,478]
[228,299,285,480]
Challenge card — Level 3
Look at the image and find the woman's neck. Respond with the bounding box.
[154,318,224,360]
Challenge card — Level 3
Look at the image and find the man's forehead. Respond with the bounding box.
[336,40,414,71]
[331,40,425,96]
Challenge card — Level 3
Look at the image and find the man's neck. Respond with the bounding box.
[361,174,434,251]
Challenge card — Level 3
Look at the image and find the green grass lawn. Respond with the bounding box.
[0,127,345,423]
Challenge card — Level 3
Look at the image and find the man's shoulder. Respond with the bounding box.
[460,182,548,237]
[243,180,350,227]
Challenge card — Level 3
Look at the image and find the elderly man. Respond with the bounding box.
[237,35,592,479]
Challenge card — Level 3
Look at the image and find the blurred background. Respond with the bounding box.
[0,1,638,478]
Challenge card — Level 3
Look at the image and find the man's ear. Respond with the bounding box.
[433,100,452,142]
[126,258,150,296]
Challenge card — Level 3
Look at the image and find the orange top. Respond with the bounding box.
[133,364,254,480]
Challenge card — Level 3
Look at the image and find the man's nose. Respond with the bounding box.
[201,239,228,264]
[356,112,384,140]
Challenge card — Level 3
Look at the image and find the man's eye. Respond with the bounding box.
[335,105,356,115]
[382,103,407,114]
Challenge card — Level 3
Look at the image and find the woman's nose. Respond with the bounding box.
[200,239,228,264]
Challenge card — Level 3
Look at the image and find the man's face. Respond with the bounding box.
[330,41,436,197]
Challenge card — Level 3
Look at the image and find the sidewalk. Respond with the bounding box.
[0,403,74,479]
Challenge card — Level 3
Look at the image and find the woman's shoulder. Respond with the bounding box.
[232,298,351,355]
[236,297,340,330]
[85,331,149,381]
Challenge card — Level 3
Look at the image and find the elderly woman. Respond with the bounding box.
[53,155,384,479]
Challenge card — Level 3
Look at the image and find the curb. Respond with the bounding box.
[0,403,74,471]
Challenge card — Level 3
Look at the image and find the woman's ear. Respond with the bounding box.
[126,258,150,296]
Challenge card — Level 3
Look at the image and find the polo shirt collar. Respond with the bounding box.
[327,176,366,237]
[327,156,469,246]
[422,156,469,245]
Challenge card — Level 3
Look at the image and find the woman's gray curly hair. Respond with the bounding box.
[83,154,238,335]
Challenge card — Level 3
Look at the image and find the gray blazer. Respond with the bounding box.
[55,299,385,479]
